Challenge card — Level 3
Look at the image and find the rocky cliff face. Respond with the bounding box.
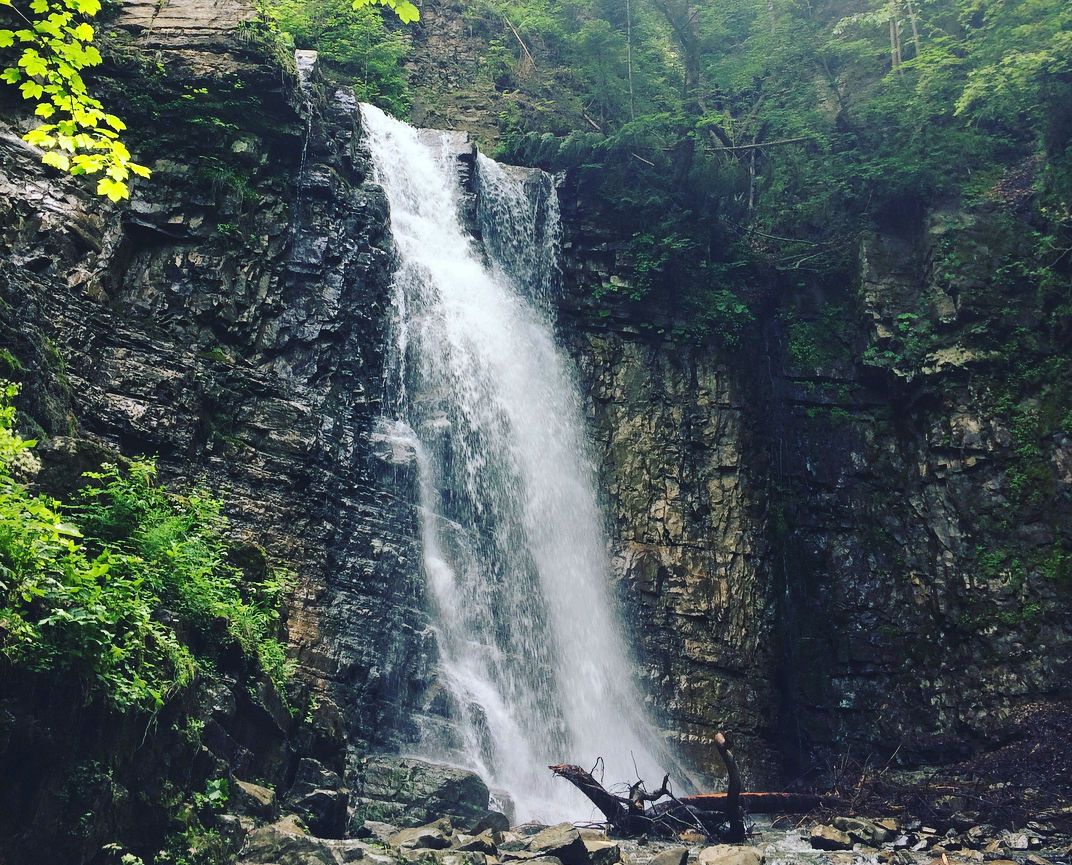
[0,0,442,786]
[554,177,1072,791]
[2,4,1069,847]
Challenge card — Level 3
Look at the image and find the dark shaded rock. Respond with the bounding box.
[469,811,511,833]
[525,824,590,865]
[285,758,349,839]
[352,757,490,829]
[233,780,279,822]
[648,847,689,865]
[809,825,854,851]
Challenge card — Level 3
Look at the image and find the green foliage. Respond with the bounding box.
[352,0,418,24]
[0,383,291,711]
[266,0,410,113]
[475,0,1071,338]
[192,778,229,812]
[0,0,149,199]
[785,305,853,370]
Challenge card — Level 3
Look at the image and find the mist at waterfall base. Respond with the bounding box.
[361,103,678,822]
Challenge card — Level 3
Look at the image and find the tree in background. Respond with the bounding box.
[268,0,413,114]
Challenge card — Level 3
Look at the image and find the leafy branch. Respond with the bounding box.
[0,0,149,201]
[352,0,420,24]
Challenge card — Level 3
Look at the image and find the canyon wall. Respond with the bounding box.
[1,1,1069,831]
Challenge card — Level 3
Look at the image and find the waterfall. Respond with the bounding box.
[361,103,672,821]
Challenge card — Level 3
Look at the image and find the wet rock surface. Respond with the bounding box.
[351,756,495,830]
[556,172,1072,789]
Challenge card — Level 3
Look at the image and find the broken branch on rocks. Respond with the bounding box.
[551,732,835,842]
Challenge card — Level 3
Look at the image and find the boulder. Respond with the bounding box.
[471,811,512,833]
[390,820,453,851]
[648,847,689,865]
[360,821,402,843]
[353,757,492,829]
[809,826,853,851]
[456,831,502,854]
[429,853,489,865]
[239,817,334,865]
[1003,833,1031,851]
[233,780,279,822]
[831,817,889,847]
[526,824,591,865]
[697,846,764,865]
[582,839,620,865]
[286,758,349,839]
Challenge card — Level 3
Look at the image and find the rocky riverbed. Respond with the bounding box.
[198,756,1072,865]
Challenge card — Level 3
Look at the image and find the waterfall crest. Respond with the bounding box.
[361,103,671,821]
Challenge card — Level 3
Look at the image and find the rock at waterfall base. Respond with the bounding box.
[809,825,854,851]
[525,824,592,865]
[239,816,377,865]
[390,819,454,850]
[696,845,765,865]
[831,817,890,847]
[649,847,690,865]
[582,838,621,865]
[353,757,492,829]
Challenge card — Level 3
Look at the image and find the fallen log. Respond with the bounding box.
[549,764,725,839]
[680,792,844,814]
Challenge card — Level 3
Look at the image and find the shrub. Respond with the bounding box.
[0,383,291,711]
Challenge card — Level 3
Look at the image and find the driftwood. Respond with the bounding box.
[550,763,721,838]
[551,731,830,841]
[681,792,843,813]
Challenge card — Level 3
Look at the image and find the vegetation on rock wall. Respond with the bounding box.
[423,0,1071,340]
[0,382,291,711]
[0,0,149,199]
[266,0,412,113]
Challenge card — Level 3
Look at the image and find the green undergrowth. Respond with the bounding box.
[263,0,411,115]
[0,382,292,713]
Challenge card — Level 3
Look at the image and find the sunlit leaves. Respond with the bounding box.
[0,0,149,200]
[353,0,420,24]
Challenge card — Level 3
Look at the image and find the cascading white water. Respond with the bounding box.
[361,103,674,821]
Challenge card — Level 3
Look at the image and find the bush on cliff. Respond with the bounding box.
[0,382,291,712]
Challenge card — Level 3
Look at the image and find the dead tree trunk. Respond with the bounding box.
[714,732,746,842]
[550,732,838,841]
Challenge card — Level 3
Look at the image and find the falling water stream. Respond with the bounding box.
[361,104,672,821]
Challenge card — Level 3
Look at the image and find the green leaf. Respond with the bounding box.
[96,176,128,201]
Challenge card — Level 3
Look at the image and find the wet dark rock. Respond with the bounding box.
[524,824,591,865]
[352,757,491,829]
[648,847,689,865]
[470,811,511,833]
[809,825,854,851]
[285,758,349,839]
[233,780,279,822]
